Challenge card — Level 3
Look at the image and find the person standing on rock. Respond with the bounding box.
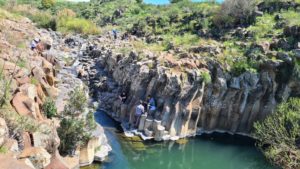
[119,92,127,103]
[134,100,145,128]
[112,29,118,40]
[147,95,156,118]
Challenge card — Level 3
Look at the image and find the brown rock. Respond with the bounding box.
[0,155,33,169]
[22,132,33,149]
[0,118,8,145]
[12,92,34,118]
[45,151,69,169]
[19,147,51,169]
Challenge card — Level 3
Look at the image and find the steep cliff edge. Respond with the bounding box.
[73,29,300,140]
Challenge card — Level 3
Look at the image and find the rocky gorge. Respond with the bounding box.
[68,31,300,142]
[1,0,300,168]
[0,11,110,169]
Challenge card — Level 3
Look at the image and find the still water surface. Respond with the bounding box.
[93,111,277,169]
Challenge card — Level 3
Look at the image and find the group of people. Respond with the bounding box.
[134,95,156,128]
[119,92,157,128]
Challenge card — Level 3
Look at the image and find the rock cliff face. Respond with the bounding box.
[74,35,299,139]
[0,12,110,168]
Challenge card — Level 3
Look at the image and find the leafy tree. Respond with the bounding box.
[58,86,95,155]
[63,87,87,117]
[254,98,300,169]
[41,0,56,9]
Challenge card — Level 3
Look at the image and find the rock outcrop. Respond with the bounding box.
[0,10,110,168]
[66,33,299,140]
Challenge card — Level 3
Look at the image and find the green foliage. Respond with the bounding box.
[213,0,256,28]
[30,11,56,30]
[0,146,7,154]
[58,87,95,155]
[30,77,39,85]
[281,10,300,26]
[200,71,212,84]
[86,111,96,131]
[58,117,89,155]
[41,0,55,9]
[231,59,258,76]
[63,86,87,117]
[254,98,300,169]
[16,58,26,68]
[57,16,100,35]
[247,14,282,42]
[0,79,11,108]
[0,106,40,136]
[42,98,57,119]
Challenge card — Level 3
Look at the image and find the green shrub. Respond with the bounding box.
[63,87,87,117]
[58,87,94,155]
[86,111,96,131]
[0,146,7,154]
[200,71,212,84]
[41,0,55,9]
[247,14,281,42]
[30,77,39,86]
[254,98,300,169]
[30,12,56,30]
[213,0,256,28]
[57,17,100,35]
[42,98,57,119]
[58,117,88,155]
[230,58,258,76]
[16,58,26,68]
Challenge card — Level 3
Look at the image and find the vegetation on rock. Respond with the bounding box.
[41,0,56,9]
[58,87,95,155]
[254,98,300,169]
[42,98,57,119]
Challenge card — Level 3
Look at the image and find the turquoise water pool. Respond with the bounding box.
[93,111,277,169]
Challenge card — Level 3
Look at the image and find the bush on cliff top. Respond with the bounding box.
[254,98,300,169]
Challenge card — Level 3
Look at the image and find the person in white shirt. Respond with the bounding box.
[134,100,145,128]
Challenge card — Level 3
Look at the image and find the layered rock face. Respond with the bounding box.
[0,12,110,169]
[77,36,298,139]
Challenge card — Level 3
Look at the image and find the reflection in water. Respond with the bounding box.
[94,111,276,169]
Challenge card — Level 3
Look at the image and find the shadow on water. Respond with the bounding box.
[93,111,277,169]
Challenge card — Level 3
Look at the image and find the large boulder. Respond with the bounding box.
[11,92,43,120]
[0,155,34,169]
[45,152,69,169]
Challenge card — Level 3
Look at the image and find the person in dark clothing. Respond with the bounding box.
[112,29,118,40]
[119,92,127,103]
[146,95,156,118]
